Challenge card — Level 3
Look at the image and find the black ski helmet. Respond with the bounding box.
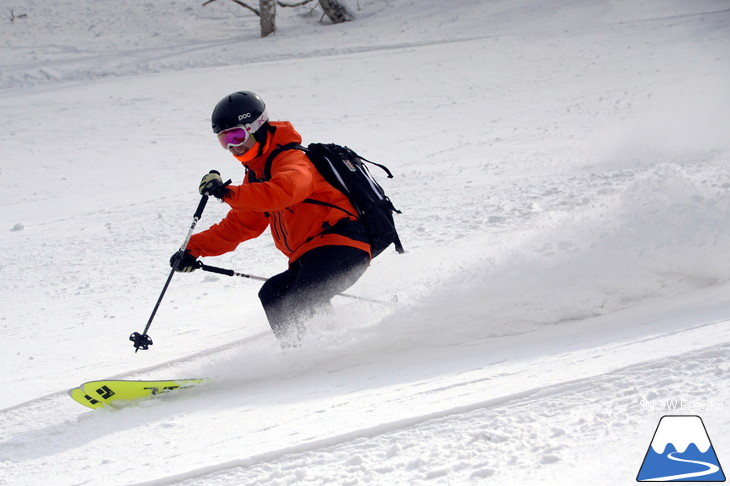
[211,91,269,135]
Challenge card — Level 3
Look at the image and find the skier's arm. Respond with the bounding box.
[186,209,268,258]
[224,151,314,211]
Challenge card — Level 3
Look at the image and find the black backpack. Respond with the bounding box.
[265,142,404,257]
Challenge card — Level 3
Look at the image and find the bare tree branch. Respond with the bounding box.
[203,0,260,16]
[9,9,28,22]
[277,0,315,7]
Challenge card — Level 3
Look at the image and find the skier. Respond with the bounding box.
[170,91,371,347]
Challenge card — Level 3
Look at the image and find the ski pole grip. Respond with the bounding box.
[199,263,234,277]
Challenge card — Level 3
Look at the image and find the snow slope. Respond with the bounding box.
[1,0,730,484]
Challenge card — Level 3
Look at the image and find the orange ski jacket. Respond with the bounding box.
[186,122,372,263]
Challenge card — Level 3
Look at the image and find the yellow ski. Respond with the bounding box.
[69,387,107,409]
[68,379,205,409]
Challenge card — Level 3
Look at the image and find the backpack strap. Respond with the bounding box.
[300,197,357,219]
[263,142,306,180]
[358,154,394,178]
[264,142,357,218]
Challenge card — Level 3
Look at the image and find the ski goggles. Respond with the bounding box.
[216,108,269,151]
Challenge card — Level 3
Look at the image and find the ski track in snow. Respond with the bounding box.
[1,0,730,485]
[128,342,730,486]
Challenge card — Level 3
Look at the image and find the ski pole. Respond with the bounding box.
[129,184,215,352]
[198,262,396,305]
[199,263,267,281]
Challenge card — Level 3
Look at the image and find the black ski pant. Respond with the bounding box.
[258,245,370,347]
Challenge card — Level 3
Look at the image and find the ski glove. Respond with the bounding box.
[170,249,200,273]
[199,170,233,200]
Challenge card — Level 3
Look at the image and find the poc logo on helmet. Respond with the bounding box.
[238,113,252,121]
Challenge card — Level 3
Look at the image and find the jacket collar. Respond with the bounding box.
[241,122,303,176]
